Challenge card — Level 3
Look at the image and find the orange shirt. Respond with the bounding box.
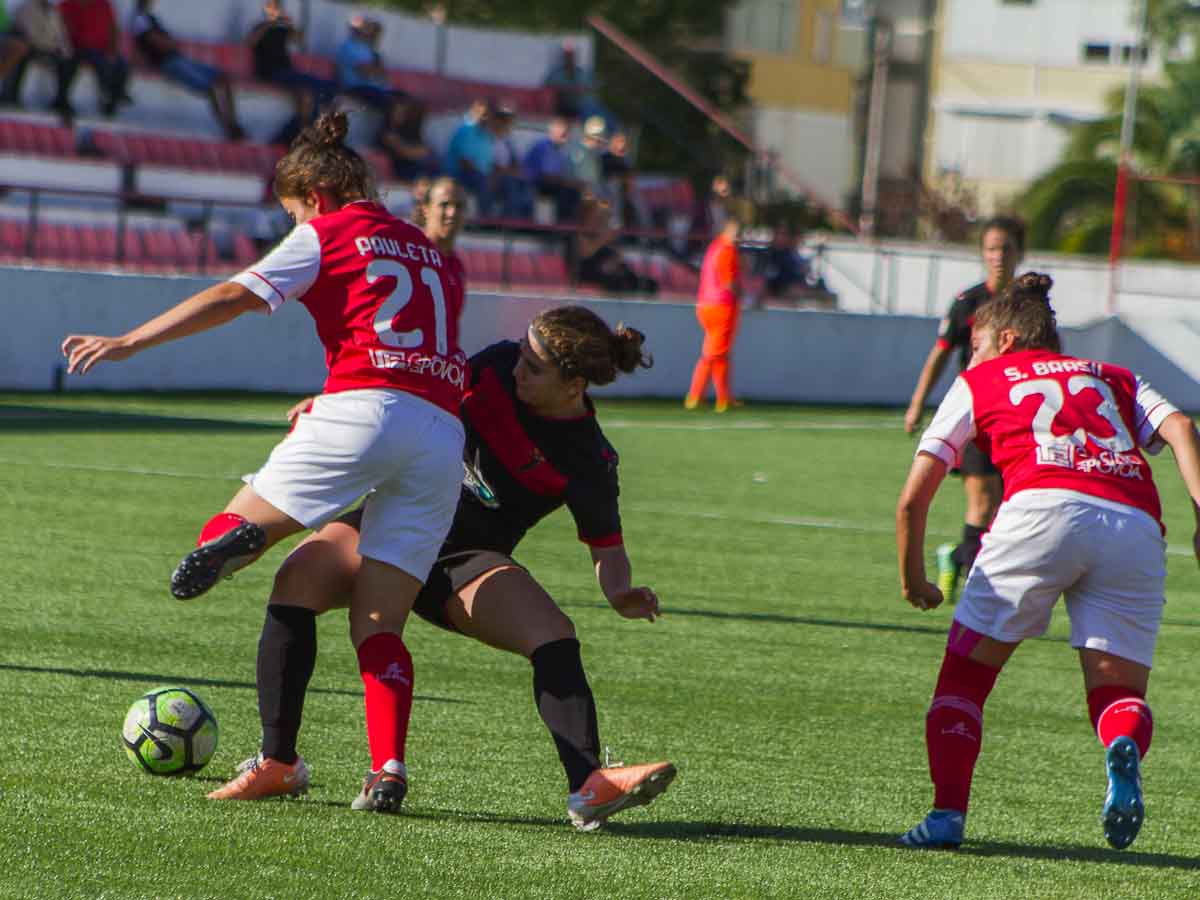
[697,234,740,307]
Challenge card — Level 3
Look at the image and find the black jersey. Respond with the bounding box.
[936,281,994,371]
[441,341,622,557]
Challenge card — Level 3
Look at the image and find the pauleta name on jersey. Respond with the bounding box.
[355,235,444,268]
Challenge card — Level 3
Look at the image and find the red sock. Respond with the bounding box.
[1088,686,1152,759]
[926,650,1000,814]
[357,632,414,771]
[197,512,247,546]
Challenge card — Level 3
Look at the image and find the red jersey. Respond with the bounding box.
[698,234,739,307]
[919,350,1177,526]
[232,201,467,416]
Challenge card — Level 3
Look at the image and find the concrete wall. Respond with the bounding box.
[5,266,1198,409]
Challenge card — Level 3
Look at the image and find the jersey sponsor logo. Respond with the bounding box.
[463,448,501,510]
[1076,450,1146,480]
[367,348,467,390]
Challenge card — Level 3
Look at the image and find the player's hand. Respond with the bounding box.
[903,404,923,434]
[61,334,134,374]
[902,579,943,612]
[609,586,660,622]
[286,396,316,424]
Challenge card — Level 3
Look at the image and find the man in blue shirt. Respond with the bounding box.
[445,100,496,213]
[336,15,395,113]
[523,116,584,222]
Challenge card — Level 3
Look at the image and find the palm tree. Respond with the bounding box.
[1020,55,1200,259]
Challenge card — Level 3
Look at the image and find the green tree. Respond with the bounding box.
[1020,54,1200,259]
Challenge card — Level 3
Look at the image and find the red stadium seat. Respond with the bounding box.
[535,253,569,286]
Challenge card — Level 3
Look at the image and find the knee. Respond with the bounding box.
[543,609,577,644]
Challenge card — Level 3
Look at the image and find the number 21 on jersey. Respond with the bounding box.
[367,259,450,356]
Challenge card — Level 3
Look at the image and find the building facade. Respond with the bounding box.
[926,0,1157,213]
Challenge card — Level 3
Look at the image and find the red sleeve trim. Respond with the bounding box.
[248,270,285,305]
[935,337,951,351]
[582,532,624,548]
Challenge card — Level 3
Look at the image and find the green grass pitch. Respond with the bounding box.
[1,393,1198,899]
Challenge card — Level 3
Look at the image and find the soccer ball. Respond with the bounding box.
[122,686,219,775]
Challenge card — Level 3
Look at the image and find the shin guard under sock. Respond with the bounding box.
[357,632,414,771]
[531,638,601,792]
[257,604,317,765]
[926,649,1000,813]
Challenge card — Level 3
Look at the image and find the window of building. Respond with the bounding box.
[1083,42,1112,62]
[1001,0,1035,6]
[727,0,798,55]
[1120,44,1150,63]
[813,10,833,63]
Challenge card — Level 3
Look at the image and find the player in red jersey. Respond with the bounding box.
[205,174,468,806]
[904,218,1025,600]
[213,306,676,830]
[896,273,1200,851]
[61,112,467,813]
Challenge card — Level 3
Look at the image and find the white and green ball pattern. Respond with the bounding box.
[122,686,218,775]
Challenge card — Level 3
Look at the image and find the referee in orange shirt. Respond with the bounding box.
[684,216,742,412]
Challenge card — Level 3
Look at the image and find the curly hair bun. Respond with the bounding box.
[611,324,652,374]
[1013,271,1053,302]
[309,111,349,149]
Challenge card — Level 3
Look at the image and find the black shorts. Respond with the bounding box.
[953,441,1000,477]
[412,549,527,632]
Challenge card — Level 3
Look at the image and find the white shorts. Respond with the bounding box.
[954,489,1166,668]
[245,389,465,580]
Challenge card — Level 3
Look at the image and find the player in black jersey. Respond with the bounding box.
[218,305,675,829]
[903,217,1024,600]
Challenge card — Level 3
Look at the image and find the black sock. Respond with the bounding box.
[953,523,986,572]
[531,637,601,792]
[257,604,317,765]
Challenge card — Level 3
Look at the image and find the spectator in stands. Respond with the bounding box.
[59,0,129,117]
[445,97,495,213]
[693,173,733,239]
[759,225,813,299]
[335,14,396,115]
[487,101,533,219]
[248,0,335,145]
[376,94,439,182]
[523,116,584,223]
[602,130,639,229]
[544,39,601,123]
[567,115,607,195]
[575,191,656,295]
[130,0,244,140]
[0,0,76,118]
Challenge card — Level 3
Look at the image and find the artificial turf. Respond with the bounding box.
[1,394,1198,899]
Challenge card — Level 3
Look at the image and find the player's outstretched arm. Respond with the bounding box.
[591,544,659,622]
[896,451,948,610]
[904,344,951,433]
[62,282,265,375]
[1156,411,1200,565]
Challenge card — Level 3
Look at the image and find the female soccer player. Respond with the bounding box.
[61,112,467,813]
[685,214,742,413]
[903,217,1025,599]
[896,272,1200,851]
[212,305,676,831]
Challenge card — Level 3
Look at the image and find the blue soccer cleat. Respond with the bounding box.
[899,809,964,849]
[1102,735,1144,850]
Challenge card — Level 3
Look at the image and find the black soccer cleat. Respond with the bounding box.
[170,522,267,600]
[351,761,408,814]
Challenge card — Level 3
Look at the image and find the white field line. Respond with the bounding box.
[2,455,1193,559]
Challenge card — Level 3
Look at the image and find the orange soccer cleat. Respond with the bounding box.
[567,761,677,831]
[206,753,310,801]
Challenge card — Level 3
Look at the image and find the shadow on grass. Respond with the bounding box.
[0,405,286,434]
[0,662,469,704]
[562,599,949,636]
[604,821,1199,869]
